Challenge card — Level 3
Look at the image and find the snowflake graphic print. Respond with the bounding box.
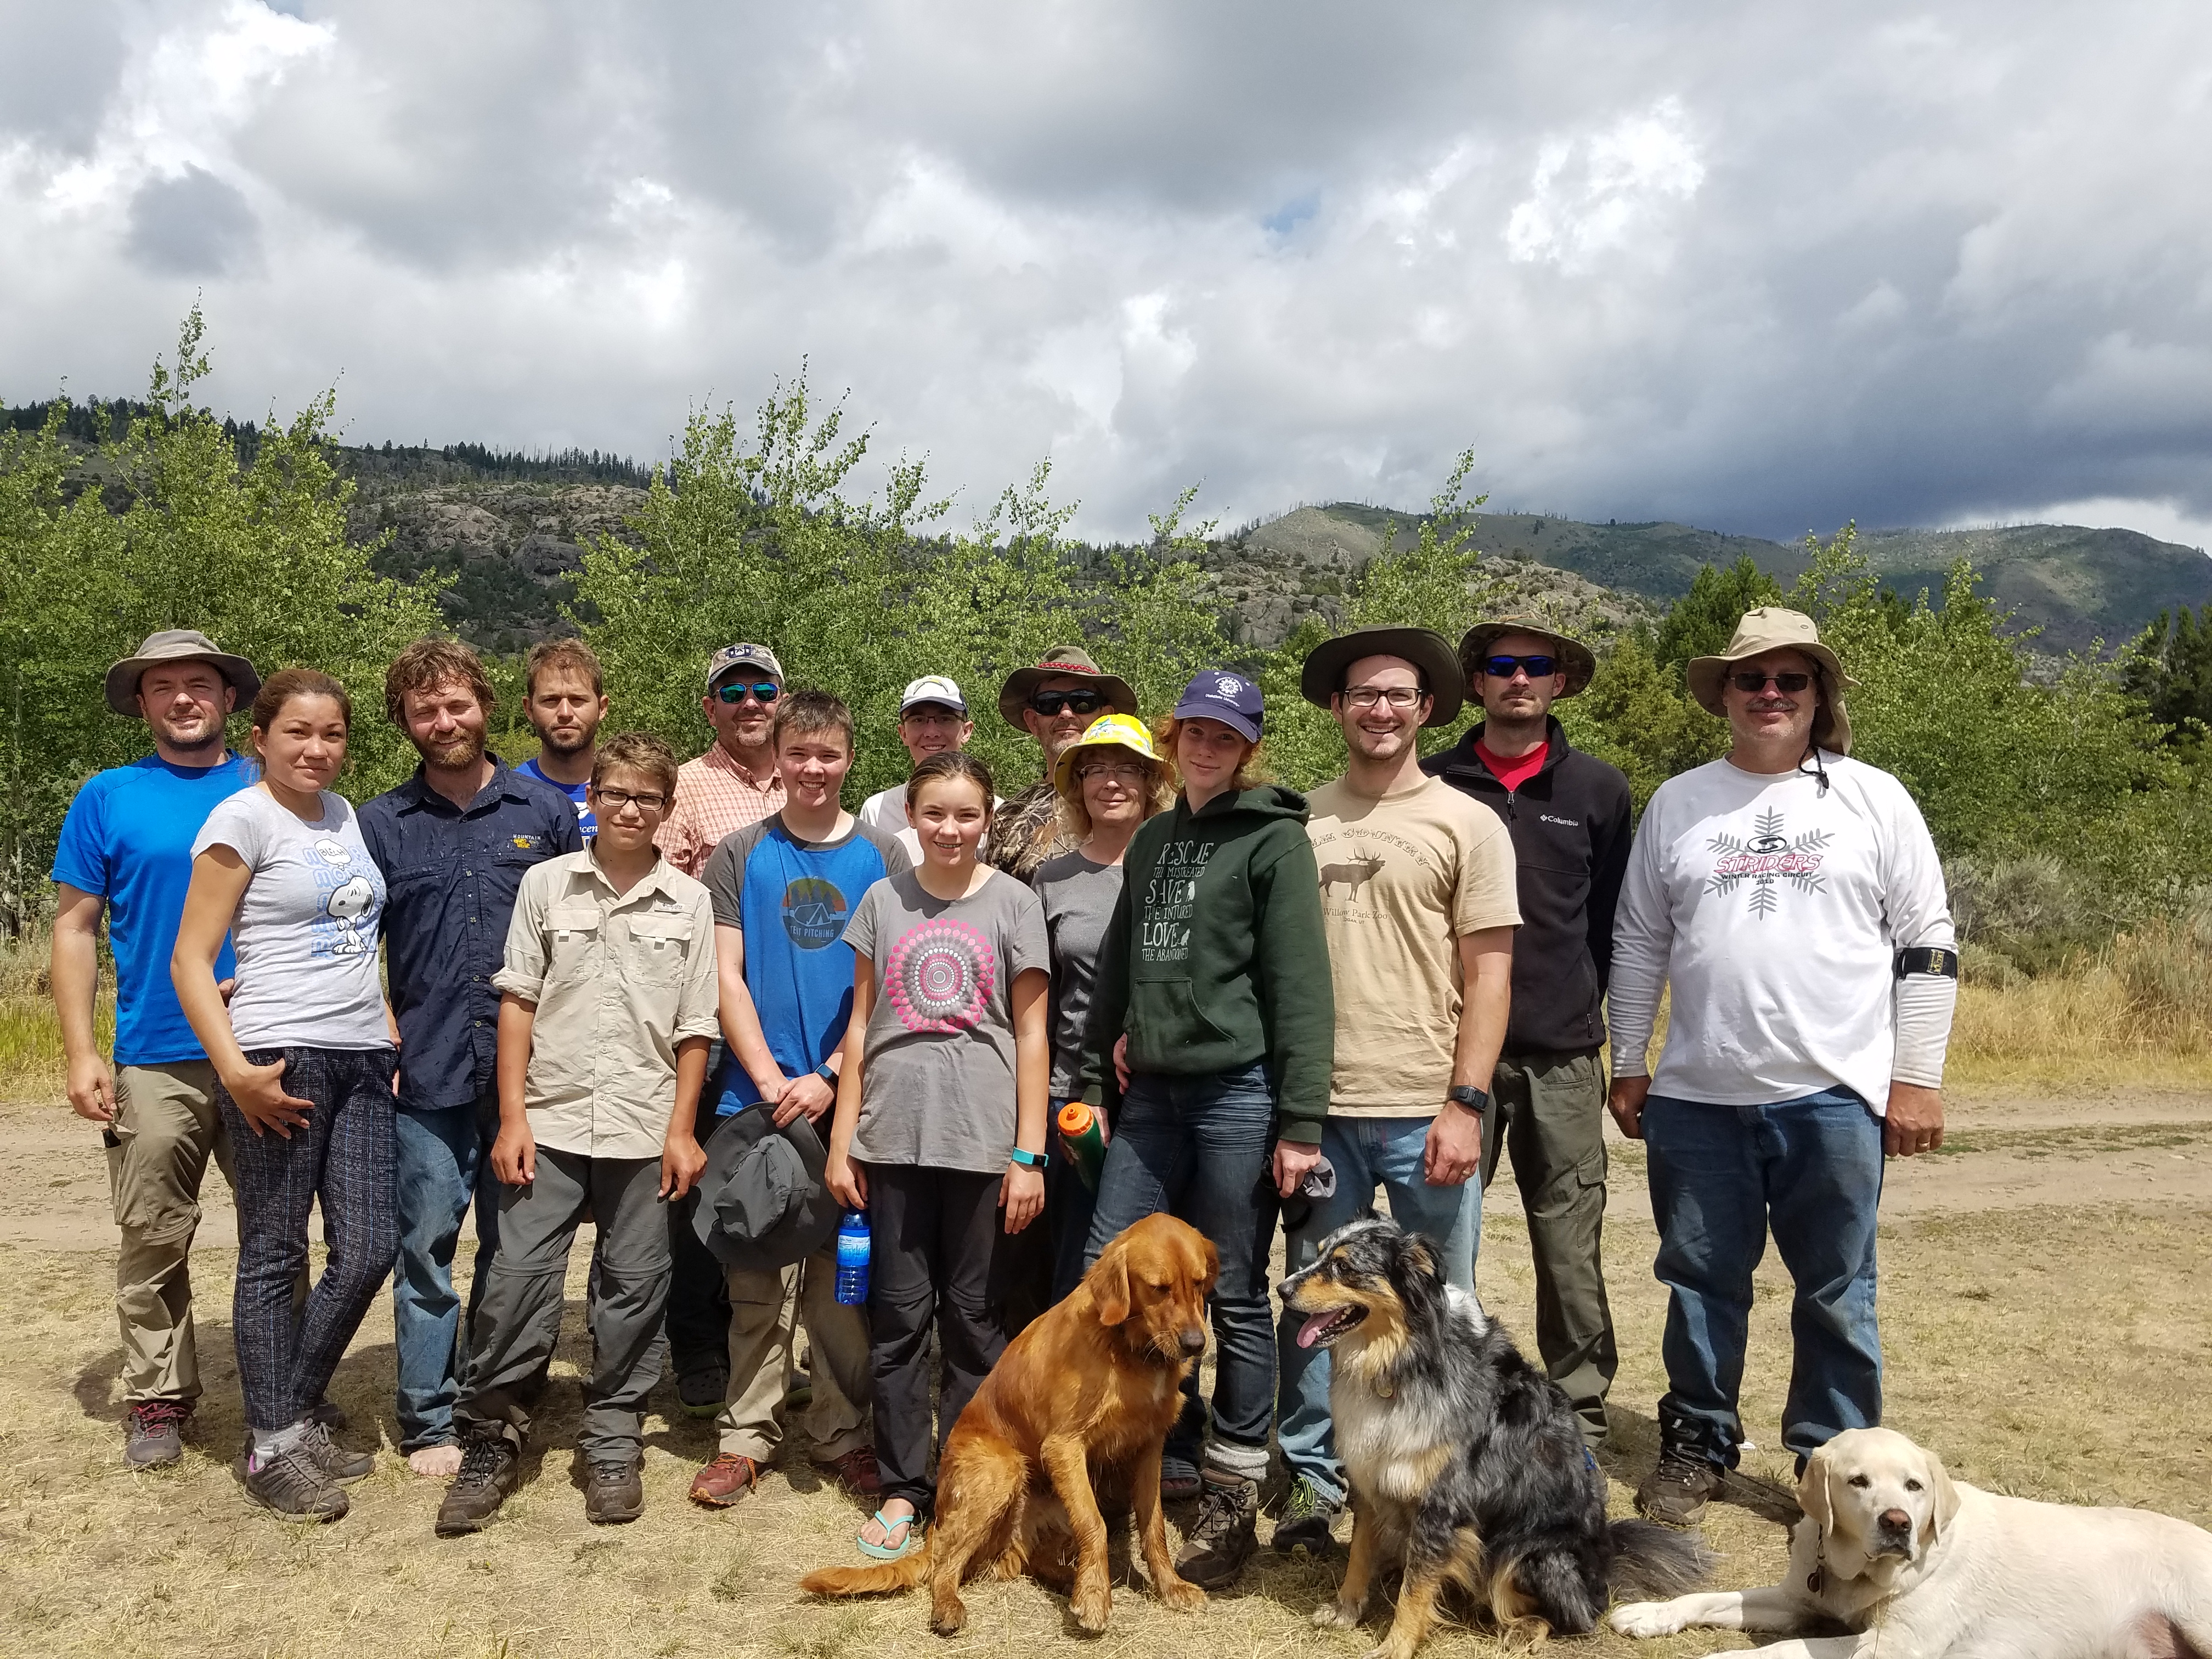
[1705,807,1831,918]
[884,917,997,1033]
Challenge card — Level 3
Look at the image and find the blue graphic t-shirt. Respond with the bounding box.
[51,752,255,1066]
[517,756,595,838]
[699,812,906,1115]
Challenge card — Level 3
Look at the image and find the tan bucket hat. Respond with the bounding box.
[104,629,261,718]
[997,645,1138,732]
[1457,617,1598,698]
[1686,607,1858,754]
[1299,625,1465,726]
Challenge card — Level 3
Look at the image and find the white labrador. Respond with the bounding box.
[1612,1427,2212,1659]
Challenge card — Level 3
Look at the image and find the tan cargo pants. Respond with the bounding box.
[105,1062,233,1405]
[715,1247,871,1464]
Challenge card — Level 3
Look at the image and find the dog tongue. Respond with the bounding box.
[1297,1313,1334,1350]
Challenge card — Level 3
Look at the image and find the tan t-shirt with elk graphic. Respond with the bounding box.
[1305,774,1521,1115]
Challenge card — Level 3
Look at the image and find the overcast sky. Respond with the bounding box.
[3,1,2210,550]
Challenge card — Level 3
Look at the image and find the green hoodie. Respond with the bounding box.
[1081,785,1335,1144]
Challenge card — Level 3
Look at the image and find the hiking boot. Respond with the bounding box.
[814,1444,881,1497]
[1174,1468,1259,1589]
[1271,1473,1340,1556]
[675,1361,728,1420]
[435,1435,521,1537]
[1635,1445,1726,1526]
[125,1400,190,1470]
[300,1418,374,1483]
[583,1457,645,1525]
[245,1444,349,1523]
[688,1452,761,1508]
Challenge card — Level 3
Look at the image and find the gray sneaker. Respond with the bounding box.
[1271,1473,1341,1556]
[1635,1447,1727,1526]
[245,1445,350,1523]
[300,1418,375,1483]
[125,1401,190,1470]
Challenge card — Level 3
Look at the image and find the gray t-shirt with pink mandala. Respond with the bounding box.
[841,866,1050,1174]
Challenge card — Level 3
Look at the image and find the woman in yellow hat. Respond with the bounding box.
[1029,714,1175,1302]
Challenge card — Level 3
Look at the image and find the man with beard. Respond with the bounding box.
[360,637,580,1475]
[52,631,262,1468]
[656,642,789,1416]
[516,637,609,838]
[984,646,1138,881]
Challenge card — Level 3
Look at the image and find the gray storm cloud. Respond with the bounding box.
[1,0,2208,547]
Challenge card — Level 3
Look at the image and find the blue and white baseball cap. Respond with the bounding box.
[1172,668,1264,743]
[899,675,968,714]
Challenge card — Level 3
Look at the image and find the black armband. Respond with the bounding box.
[1894,946,1960,980]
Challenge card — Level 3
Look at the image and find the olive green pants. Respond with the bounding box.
[106,1062,234,1406]
[1483,1049,1619,1444]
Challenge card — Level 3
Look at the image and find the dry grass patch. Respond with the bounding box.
[6,1183,2212,1658]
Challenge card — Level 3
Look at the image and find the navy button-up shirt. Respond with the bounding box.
[359,758,583,1111]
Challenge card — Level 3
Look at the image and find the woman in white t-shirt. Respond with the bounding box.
[172,667,397,1524]
[824,751,1051,1563]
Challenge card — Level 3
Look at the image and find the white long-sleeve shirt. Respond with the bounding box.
[1608,752,1956,1115]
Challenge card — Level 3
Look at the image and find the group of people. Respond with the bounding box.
[55,601,1958,1581]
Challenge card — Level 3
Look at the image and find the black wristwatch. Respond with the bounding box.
[1446,1085,1490,1115]
[815,1062,838,1088]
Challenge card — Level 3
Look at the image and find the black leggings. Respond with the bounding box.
[219,1046,399,1433]
[864,1165,1009,1514]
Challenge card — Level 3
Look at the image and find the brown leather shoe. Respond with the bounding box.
[814,1443,882,1497]
[689,1453,761,1508]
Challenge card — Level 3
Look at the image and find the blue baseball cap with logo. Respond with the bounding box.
[1172,668,1264,743]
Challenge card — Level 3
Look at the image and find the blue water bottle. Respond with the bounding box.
[834,1209,871,1306]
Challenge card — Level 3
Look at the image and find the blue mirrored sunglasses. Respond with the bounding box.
[714,680,781,705]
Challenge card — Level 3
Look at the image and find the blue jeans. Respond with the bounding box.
[1277,1116,1480,1505]
[1643,1086,1884,1468]
[391,1092,501,1451]
[1083,1064,1279,1468]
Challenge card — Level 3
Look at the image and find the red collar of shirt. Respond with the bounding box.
[1475,736,1548,794]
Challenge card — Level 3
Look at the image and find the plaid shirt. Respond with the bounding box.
[654,743,786,876]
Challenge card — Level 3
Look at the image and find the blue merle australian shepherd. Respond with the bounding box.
[1281,1217,1712,1656]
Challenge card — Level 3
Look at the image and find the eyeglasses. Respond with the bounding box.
[594,787,670,813]
[1730,671,1813,694]
[1030,690,1104,717]
[714,681,781,706]
[1075,760,1148,782]
[1481,654,1556,679]
[1341,685,1426,710]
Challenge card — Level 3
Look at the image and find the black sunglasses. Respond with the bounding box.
[714,680,781,705]
[1482,654,1556,679]
[1731,671,1813,693]
[1030,689,1105,717]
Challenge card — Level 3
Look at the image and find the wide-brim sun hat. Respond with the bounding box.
[1052,712,1166,794]
[104,629,261,718]
[1685,606,1858,754]
[997,645,1139,732]
[1455,617,1598,699]
[1299,625,1465,727]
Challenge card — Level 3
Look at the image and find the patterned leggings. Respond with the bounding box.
[217,1047,399,1432]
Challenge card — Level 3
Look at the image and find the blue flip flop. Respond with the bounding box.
[857,1508,921,1561]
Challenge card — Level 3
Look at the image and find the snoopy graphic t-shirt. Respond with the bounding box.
[191,787,391,1052]
[840,866,1050,1174]
[1305,775,1521,1115]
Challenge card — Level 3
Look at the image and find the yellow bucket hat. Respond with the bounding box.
[1052,712,1163,794]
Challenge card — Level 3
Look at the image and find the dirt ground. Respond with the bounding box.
[4,1082,2210,1659]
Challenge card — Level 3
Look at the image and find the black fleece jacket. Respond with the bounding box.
[1421,717,1632,1056]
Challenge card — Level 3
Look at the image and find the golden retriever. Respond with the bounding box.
[799,1212,1218,1635]
[1612,1426,2212,1659]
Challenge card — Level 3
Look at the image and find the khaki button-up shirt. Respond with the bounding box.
[493,849,720,1160]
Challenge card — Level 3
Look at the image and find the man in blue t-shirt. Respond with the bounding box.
[51,630,260,1469]
[515,637,607,838]
[685,690,907,1510]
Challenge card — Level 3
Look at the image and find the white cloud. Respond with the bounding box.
[1,1,2209,552]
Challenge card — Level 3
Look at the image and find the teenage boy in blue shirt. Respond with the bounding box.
[685,689,906,1509]
[359,638,580,1476]
[51,631,261,1469]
